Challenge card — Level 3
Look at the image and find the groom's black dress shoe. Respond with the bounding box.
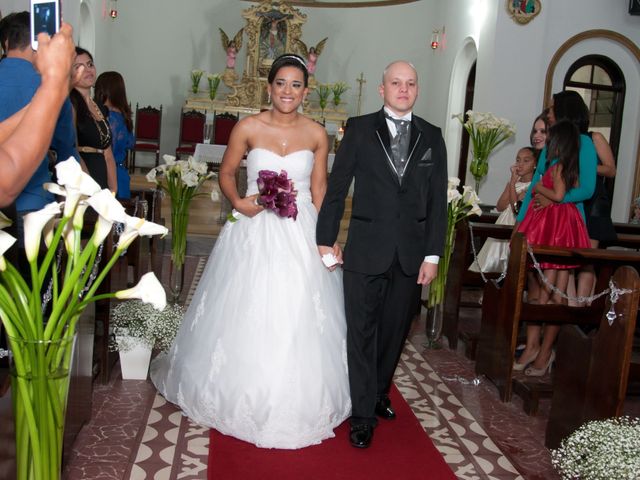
[375,398,396,420]
[350,424,374,448]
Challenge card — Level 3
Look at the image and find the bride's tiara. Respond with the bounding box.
[276,54,307,70]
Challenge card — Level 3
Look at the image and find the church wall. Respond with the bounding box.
[1,0,639,219]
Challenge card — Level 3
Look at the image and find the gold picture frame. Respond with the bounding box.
[243,1,306,79]
[506,0,541,25]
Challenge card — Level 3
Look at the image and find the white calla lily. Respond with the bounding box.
[163,154,177,166]
[55,158,102,216]
[93,216,114,247]
[115,272,167,310]
[117,215,168,249]
[0,230,17,255]
[23,202,62,261]
[43,218,59,249]
[0,210,12,230]
[86,190,128,223]
[43,182,67,197]
[146,168,158,183]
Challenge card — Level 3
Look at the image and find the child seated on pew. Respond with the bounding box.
[469,147,536,273]
[514,120,592,376]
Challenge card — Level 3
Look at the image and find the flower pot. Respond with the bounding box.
[117,338,152,380]
[8,331,76,480]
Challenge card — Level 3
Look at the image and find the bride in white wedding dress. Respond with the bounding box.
[150,54,351,449]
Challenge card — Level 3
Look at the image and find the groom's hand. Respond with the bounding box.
[417,261,437,285]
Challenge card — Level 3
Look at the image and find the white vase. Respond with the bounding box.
[117,338,152,380]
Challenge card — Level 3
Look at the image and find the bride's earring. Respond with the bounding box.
[268,92,271,104]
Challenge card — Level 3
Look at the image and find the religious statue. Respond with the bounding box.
[295,37,328,76]
[219,28,244,69]
[257,11,291,62]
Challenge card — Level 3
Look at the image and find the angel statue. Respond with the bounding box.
[295,37,328,76]
[219,28,244,70]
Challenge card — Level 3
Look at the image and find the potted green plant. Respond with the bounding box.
[551,416,640,479]
[109,300,184,379]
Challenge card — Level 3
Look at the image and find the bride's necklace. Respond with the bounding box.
[280,138,288,155]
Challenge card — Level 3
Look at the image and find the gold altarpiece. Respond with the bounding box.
[184,0,348,124]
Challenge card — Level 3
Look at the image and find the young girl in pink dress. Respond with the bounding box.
[515,120,591,375]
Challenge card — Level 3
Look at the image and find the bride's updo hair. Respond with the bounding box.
[268,53,309,87]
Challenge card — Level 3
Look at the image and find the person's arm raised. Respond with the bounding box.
[0,23,76,206]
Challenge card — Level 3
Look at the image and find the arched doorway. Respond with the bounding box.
[563,55,625,201]
[78,1,95,54]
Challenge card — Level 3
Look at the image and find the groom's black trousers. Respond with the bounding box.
[343,254,421,427]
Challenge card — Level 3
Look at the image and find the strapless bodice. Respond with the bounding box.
[245,148,314,201]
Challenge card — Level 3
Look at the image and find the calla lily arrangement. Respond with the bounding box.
[453,110,515,191]
[146,155,213,271]
[331,81,350,107]
[207,73,222,101]
[427,177,482,308]
[0,158,168,480]
[316,83,332,114]
[190,69,204,94]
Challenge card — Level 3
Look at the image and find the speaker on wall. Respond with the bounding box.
[630,0,640,15]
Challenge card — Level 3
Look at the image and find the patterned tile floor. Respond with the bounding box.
[62,240,565,479]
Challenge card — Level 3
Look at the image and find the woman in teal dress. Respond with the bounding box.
[95,71,135,199]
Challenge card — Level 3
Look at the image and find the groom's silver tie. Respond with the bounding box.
[385,114,411,181]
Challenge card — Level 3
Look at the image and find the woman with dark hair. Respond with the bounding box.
[530,109,549,154]
[151,54,350,449]
[513,90,598,376]
[70,47,117,192]
[94,71,134,199]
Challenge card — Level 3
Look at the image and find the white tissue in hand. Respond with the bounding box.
[322,253,339,268]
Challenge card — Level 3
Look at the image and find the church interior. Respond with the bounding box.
[1,0,640,478]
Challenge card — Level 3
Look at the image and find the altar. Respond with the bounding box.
[184,0,349,127]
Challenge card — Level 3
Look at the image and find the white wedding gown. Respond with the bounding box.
[150,148,351,449]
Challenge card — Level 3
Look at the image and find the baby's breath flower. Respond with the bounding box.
[551,416,640,479]
[110,300,184,353]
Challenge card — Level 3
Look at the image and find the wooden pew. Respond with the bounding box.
[442,219,513,352]
[444,220,640,354]
[475,232,640,402]
[545,265,640,448]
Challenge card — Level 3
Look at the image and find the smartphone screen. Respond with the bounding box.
[31,1,59,49]
[34,3,57,36]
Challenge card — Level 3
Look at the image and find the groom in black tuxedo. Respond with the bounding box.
[316,61,447,448]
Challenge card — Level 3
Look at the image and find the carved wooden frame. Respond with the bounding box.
[242,1,307,79]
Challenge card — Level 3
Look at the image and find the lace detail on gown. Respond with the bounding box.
[150,149,351,449]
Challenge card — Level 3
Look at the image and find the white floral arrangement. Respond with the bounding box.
[551,416,640,479]
[146,155,215,267]
[453,110,515,190]
[110,299,184,352]
[428,177,481,307]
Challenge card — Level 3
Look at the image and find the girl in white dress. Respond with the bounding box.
[150,54,351,449]
[469,147,537,273]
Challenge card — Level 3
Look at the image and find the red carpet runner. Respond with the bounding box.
[207,386,455,480]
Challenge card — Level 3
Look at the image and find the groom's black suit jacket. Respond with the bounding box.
[317,108,448,276]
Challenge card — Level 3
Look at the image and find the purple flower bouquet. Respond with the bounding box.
[257,169,298,220]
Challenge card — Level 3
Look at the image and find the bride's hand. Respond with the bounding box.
[234,194,264,217]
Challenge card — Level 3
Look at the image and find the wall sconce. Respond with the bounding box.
[109,0,118,19]
[430,26,445,50]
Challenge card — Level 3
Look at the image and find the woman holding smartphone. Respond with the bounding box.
[70,47,117,193]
